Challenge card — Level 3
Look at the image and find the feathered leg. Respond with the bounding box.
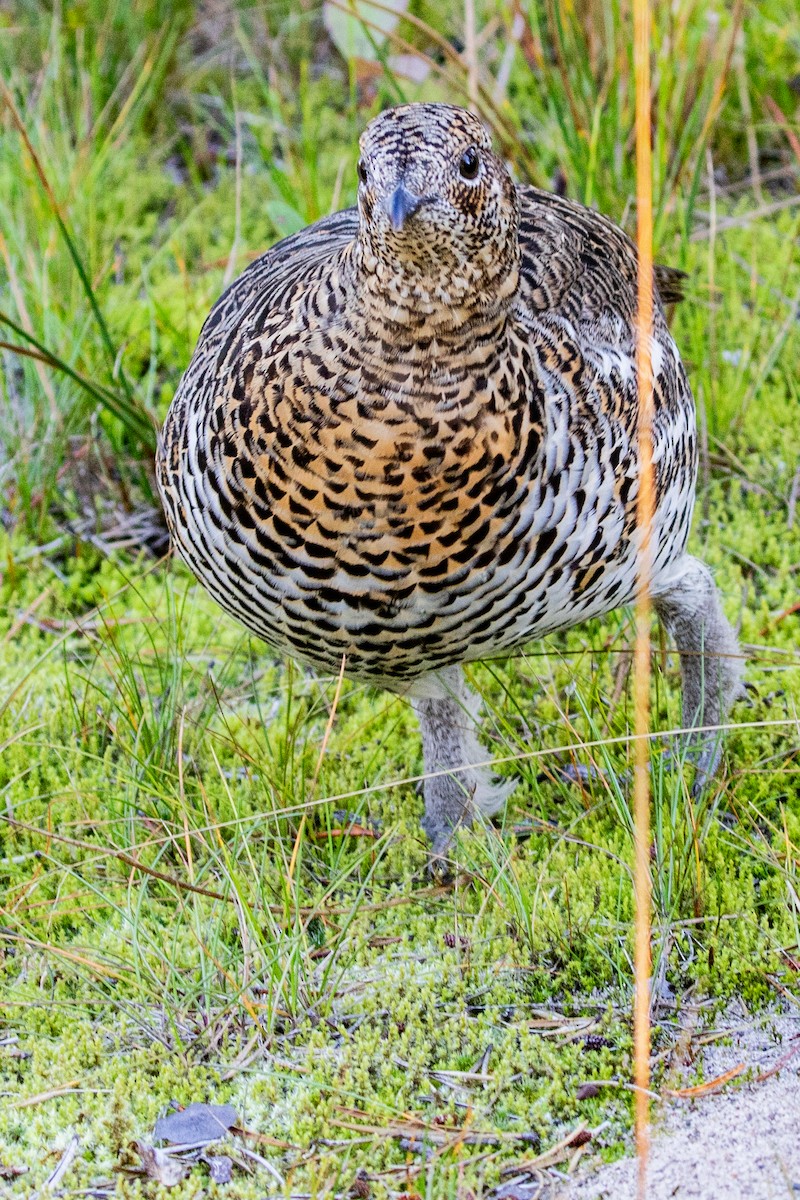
[409,666,515,861]
[653,554,744,790]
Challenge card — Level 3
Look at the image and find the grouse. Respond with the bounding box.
[157,102,742,858]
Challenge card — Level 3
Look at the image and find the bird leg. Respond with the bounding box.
[409,666,515,861]
[653,554,744,791]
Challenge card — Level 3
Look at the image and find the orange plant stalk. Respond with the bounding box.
[632,0,654,1195]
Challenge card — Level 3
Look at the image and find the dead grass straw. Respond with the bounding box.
[633,0,655,1191]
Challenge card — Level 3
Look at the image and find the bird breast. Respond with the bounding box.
[211,315,544,597]
[158,267,695,683]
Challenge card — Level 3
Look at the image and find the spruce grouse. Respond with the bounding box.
[157,103,743,859]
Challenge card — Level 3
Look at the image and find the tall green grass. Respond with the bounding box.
[1,0,795,539]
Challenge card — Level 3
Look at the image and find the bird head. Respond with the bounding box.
[355,104,520,328]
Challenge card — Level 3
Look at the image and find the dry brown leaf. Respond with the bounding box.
[309,825,376,839]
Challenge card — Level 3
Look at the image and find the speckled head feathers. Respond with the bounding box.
[355,104,520,325]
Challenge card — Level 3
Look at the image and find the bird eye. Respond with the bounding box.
[458,147,480,180]
[357,158,368,184]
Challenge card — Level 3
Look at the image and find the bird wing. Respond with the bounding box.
[197,208,359,357]
[516,184,682,339]
[514,184,694,474]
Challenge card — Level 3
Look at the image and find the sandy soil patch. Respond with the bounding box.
[560,1006,800,1200]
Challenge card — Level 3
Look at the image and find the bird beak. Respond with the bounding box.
[386,183,423,231]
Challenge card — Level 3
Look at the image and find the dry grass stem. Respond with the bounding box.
[633,0,654,1190]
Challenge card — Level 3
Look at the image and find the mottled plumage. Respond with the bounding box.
[157,103,742,860]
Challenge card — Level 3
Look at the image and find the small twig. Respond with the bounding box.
[754,1035,800,1084]
[690,193,800,240]
[231,1124,298,1149]
[499,1124,596,1175]
[759,601,800,638]
[3,586,54,645]
[16,1081,81,1108]
[577,1079,660,1100]
[235,1144,286,1186]
[787,460,800,530]
[698,163,798,200]
[38,1134,79,1195]
[5,817,229,902]
[663,1062,746,1098]
[763,95,800,169]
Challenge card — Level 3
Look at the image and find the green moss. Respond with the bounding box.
[2,4,800,1195]
[2,220,800,1186]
